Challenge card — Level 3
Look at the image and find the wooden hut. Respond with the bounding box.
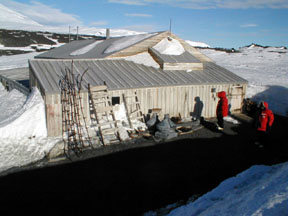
[29,31,248,137]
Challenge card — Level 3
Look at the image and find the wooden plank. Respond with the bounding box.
[95,106,113,113]
[90,85,107,92]
[102,128,119,134]
[46,103,62,137]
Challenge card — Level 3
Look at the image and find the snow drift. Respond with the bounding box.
[166,162,288,216]
[0,86,59,173]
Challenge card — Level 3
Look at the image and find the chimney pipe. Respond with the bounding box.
[106,28,110,40]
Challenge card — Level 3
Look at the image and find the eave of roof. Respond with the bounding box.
[29,59,248,95]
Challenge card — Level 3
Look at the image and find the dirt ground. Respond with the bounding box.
[0,114,287,215]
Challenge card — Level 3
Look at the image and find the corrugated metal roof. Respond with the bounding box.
[29,59,248,94]
[35,32,161,59]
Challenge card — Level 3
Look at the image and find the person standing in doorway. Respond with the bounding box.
[216,91,228,130]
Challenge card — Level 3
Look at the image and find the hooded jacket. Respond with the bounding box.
[216,91,228,117]
[257,101,274,132]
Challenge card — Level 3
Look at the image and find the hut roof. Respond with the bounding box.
[35,32,160,59]
[29,59,247,94]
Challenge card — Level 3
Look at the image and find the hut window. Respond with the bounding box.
[112,96,120,105]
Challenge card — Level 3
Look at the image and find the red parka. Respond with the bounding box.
[257,102,274,132]
[216,91,228,117]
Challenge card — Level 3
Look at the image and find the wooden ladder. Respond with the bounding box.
[88,84,121,145]
[122,91,145,129]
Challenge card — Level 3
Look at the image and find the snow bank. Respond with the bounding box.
[0,85,26,125]
[0,87,47,138]
[153,37,185,55]
[167,162,288,216]
[0,86,59,173]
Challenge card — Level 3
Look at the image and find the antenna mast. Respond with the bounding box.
[68,26,71,43]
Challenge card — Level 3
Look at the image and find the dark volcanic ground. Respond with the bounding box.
[0,29,103,56]
[0,114,287,215]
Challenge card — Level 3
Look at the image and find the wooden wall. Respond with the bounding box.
[44,92,89,137]
[109,83,247,120]
[30,65,247,137]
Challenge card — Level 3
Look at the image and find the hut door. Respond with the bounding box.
[228,85,243,113]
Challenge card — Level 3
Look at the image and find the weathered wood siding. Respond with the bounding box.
[36,83,246,137]
[45,94,62,137]
[44,92,89,137]
[109,83,247,119]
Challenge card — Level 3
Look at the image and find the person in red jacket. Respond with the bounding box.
[216,91,228,130]
[255,101,274,146]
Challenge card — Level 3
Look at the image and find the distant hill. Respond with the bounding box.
[243,43,287,50]
[0,29,104,56]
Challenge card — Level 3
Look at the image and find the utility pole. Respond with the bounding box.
[68,26,71,43]
[76,26,79,40]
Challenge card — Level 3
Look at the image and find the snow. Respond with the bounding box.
[70,40,103,56]
[0,52,39,70]
[0,14,287,214]
[153,37,185,55]
[103,33,156,54]
[200,47,288,116]
[165,162,288,216]
[0,4,145,38]
[0,85,59,173]
[115,51,160,69]
[186,40,210,48]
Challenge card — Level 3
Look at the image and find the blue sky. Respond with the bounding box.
[1,0,288,48]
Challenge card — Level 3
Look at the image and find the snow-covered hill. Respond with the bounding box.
[0,3,42,29]
[0,3,143,38]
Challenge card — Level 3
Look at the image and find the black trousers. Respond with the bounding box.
[217,115,224,128]
[256,130,269,145]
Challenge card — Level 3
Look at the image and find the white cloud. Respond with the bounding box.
[0,0,81,26]
[240,24,259,28]
[121,24,158,32]
[108,0,288,9]
[125,13,152,17]
[89,21,108,26]
[108,0,146,5]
